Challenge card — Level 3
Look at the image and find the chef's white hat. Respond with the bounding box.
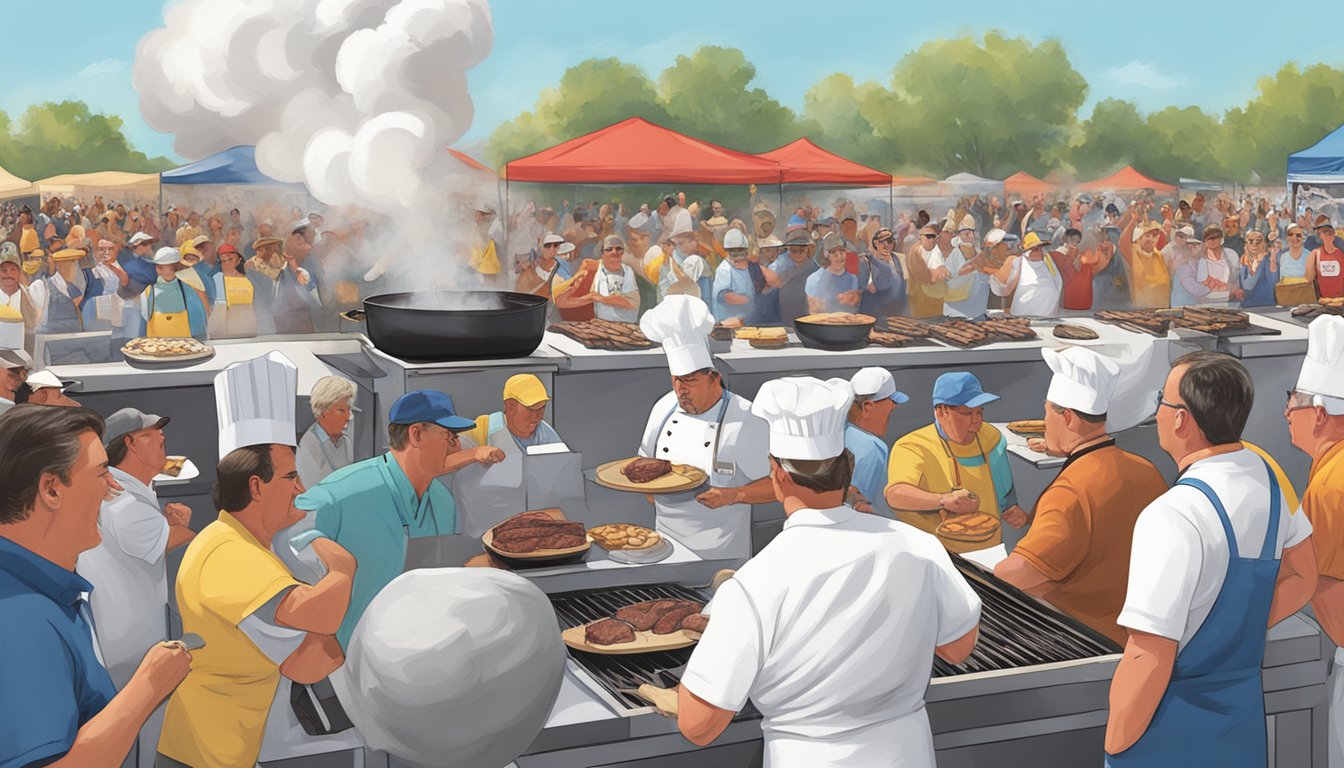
[640,296,715,376]
[752,376,854,461]
[1297,315,1344,414]
[1044,346,1120,416]
[215,351,299,456]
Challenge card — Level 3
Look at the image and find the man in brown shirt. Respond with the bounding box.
[996,347,1167,645]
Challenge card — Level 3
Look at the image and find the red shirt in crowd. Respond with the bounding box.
[1052,250,1094,310]
[1316,246,1344,299]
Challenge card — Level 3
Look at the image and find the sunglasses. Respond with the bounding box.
[922,234,937,239]
[875,236,895,245]
[603,246,624,253]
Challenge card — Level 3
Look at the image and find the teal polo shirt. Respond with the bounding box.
[296,453,457,649]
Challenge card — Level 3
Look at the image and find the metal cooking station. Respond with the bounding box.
[40,307,1331,767]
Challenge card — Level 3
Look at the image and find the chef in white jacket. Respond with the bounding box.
[991,231,1062,317]
[637,296,772,562]
[666,376,982,767]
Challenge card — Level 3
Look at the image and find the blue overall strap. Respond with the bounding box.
[1176,477,1239,560]
[1257,460,1281,561]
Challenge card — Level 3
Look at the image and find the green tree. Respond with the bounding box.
[800,74,906,173]
[485,58,666,167]
[1070,99,1150,178]
[1222,62,1344,183]
[1142,106,1226,182]
[0,101,172,180]
[657,46,798,153]
[882,32,1088,178]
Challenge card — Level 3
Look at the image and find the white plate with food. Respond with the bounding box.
[589,524,674,564]
[153,456,199,484]
[482,510,592,564]
[121,337,215,367]
[561,599,708,655]
[594,458,707,494]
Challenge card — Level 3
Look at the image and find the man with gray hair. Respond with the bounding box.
[297,375,359,489]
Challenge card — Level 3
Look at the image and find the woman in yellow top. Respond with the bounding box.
[884,371,1029,553]
[1120,212,1170,308]
[208,244,258,338]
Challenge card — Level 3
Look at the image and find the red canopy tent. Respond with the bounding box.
[448,148,493,174]
[756,138,890,186]
[1079,166,1176,195]
[504,117,782,184]
[1003,171,1054,197]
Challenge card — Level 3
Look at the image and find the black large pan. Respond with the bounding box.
[346,291,548,361]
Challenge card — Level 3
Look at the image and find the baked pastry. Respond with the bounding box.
[589,524,661,550]
[121,337,211,358]
[161,457,186,478]
[1007,420,1046,436]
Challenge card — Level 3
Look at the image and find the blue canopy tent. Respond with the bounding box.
[1288,124,1344,212]
[159,146,313,244]
[161,145,306,188]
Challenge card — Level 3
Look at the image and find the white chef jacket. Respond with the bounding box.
[1118,448,1311,651]
[992,255,1062,317]
[681,506,981,768]
[76,466,171,687]
[638,390,770,561]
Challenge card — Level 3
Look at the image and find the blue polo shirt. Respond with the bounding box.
[297,453,458,649]
[804,269,859,313]
[0,536,118,768]
[845,423,893,518]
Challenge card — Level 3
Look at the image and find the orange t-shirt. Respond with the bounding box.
[1303,441,1344,580]
[1012,442,1167,646]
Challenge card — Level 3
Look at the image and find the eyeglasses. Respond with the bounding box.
[603,246,624,253]
[1289,233,1305,238]
[875,236,895,244]
[1286,389,1317,414]
[1155,391,1188,412]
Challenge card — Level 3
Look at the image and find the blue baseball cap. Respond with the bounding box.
[388,390,474,431]
[932,372,999,408]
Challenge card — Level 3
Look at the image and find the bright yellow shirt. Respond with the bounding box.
[1128,246,1170,308]
[158,513,300,768]
[887,422,1008,553]
[1302,441,1344,580]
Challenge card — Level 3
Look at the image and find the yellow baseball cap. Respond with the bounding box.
[51,248,86,262]
[503,374,549,407]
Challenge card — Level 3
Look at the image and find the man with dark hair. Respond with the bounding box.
[996,348,1166,645]
[76,408,195,768]
[1105,351,1318,765]
[294,389,471,650]
[0,404,193,768]
[654,377,981,765]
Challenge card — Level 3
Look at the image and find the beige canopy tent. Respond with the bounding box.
[0,165,37,201]
[36,171,160,207]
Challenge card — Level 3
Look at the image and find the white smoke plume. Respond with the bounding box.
[133,0,493,216]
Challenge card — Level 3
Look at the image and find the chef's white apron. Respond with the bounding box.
[651,393,751,561]
[1011,257,1061,317]
[763,709,935,768]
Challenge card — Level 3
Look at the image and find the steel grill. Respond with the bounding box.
[550,584,711,710]
[933,556,1121,677]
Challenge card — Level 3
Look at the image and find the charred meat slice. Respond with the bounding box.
[585,618,636,646]
[493,511,561,533]
[653,604,702,635]
[680,613,709,634]
[492,532,586,553]
[621,457,674,484]
[615,600,683,631]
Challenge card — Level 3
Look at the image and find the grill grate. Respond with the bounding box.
[550,583,712,710]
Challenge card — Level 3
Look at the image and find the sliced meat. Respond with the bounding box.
[680,613,709,634]
[653,604,702,635]
[493,511,557,533]
[493,530,586,553]
[621,457,674,484]
[615,600,682,631]
[585,618,636,646]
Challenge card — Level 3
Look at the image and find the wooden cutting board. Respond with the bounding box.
[594,459,708,494]
[562,622,703,655]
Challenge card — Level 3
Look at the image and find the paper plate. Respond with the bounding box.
[605,538,674,565]
[561,622,702,655]
[153,457,199,484]
[594,459,707,494]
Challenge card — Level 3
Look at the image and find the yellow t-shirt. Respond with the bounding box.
[887,422,1006,553]
[463,413,493,449]
[159,513,301,768]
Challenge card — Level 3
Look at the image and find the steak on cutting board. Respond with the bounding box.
[585,618,636,646]
[614,600,683,631]
[653,605,702,635]
[680,613,709,633]
[621,457,674,484]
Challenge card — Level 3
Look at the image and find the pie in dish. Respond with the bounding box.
[795,312,876,325]
[121,337,211,358]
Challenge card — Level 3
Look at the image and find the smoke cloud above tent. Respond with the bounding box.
[132,0,493,215]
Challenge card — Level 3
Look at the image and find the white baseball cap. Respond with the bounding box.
[849,367,910,404]
[541,233,565,246]
[128,232,157,246]
[153,247,182,265]
[25,370,65,392]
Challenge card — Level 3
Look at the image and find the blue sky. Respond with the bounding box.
[4,0,1342,164]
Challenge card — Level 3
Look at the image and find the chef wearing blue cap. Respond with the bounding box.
[833,367,908,518]
[295,389,472,650]
[885,372,1025,552]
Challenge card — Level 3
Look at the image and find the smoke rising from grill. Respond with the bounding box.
[134,0,492,216]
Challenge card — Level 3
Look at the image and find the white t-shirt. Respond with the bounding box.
[76,467,171,688]
[592,263,638,323]
[1118,448,1312,651]
[682,506,980,760]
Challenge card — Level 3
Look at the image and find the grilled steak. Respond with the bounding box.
[621,457,674,484]
[585,618,636,646]
[490,513,586,553]
[680,613,709,634]
[615,600,683,631]
[493,511,559,533]
[653,604,702,635]
[1053,323,1099,340]
[493,532,586,553]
